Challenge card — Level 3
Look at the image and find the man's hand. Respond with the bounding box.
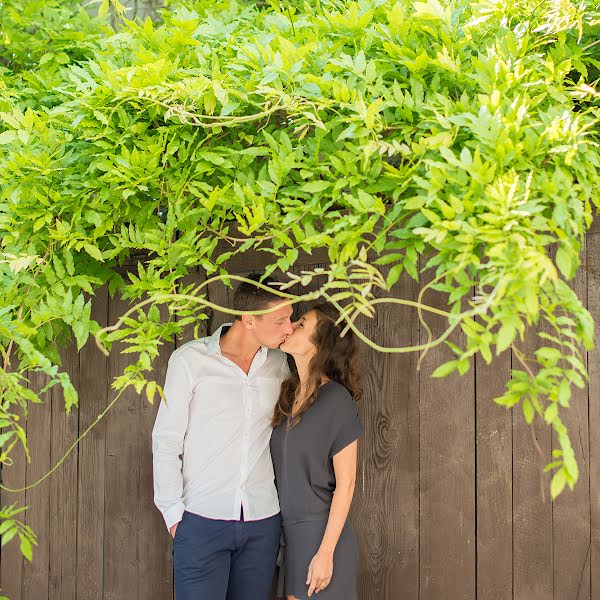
[170,522,179,539]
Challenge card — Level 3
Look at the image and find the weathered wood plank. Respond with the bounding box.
[76,287,109,600]
[476,349,513,600]
[419,270,476,600]
[0,366,26,599]
[586,231,600,597]
[104,294,141,600]
[353,267,419,600]
[48,344,79,600]
[552,247,591,600]
[138,302,174,600]
[105,293,174,600]
[512,324,553,599]
[22,370,52,600]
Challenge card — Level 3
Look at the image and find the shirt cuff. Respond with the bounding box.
[162,501,185,531]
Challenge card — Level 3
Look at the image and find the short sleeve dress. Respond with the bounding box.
[270,381,363,600]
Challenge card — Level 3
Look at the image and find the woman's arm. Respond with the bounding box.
[306,440,358,597]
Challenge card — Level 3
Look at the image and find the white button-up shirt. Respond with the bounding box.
[152,324,290,530]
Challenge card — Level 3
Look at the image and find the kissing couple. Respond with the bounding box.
[153,273,363,599]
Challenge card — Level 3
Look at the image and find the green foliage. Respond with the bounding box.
[0,0,599,564]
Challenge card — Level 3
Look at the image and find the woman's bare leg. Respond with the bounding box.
[287,596,300,600]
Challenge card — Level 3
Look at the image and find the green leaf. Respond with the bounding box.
[83,244,104,262]
[148,304,160,323]
[0,431,15,447]
[386,263,403,288]
[98,0,110,17]
[0,131,16,145]
[63,382,79,413]
[1,526,17,547]
[557,378,571,407]
[550,468,567,499]
[73,320,90,351]
[544,402,558,424]
[300,181,331,193]
[19,535,33,562]
[556,245,578,280]
[523,398,534,424]
[0,521,13,536]
[431,360,459,378]
[496,323,516,355]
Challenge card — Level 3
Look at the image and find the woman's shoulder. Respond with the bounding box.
[317,381,356,409]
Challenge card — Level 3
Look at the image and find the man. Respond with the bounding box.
[152,274,294,600]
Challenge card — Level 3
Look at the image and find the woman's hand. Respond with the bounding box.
[306,549,333,596]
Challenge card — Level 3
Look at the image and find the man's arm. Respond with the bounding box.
[152,353,193,535]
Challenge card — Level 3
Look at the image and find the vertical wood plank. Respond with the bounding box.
[105,293,141,600]
[587,231,600,597]
[0,368,26,599]
[48,344,79,600]
[512,323,553,599]
[105,292,174,600]
[138,301,174,600]
[476,348,513,600]
[552,247,591,600]
[352,267,420,600]
[76,287,109,600]
[22,371,52,600]
[419,272,476,600]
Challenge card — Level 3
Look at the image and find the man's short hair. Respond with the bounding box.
[233,273,281,320]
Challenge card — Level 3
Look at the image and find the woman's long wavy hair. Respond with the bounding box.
[272,303,362,428]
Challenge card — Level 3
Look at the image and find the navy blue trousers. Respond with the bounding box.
[173,510,281,600]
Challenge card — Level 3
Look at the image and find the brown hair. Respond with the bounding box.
[272,303,362,428]
[233,273,281,321]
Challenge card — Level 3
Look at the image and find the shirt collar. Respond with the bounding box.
[206,323,268,360]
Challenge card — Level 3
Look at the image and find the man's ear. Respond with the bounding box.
[241,313,254,328]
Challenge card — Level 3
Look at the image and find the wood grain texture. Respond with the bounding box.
[2,240,600,598]
[76,287,109,600]
[552,247,591,600]
[586,231,600,598]
[105,293,142,600]
[418,267,476,600]
[22,370,52,600]
[48,343,79,600]
[105,293,175,600]
[138,302,174,600]
[0,365,26,600]
[512,317,553,599]
[475,348,513,600]
[352,267,419,600]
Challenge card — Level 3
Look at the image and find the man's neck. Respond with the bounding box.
[219,321,261,363]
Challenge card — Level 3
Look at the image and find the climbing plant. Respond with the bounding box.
[0,0,599,568]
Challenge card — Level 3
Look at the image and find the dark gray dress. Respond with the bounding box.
[270,381,363,600]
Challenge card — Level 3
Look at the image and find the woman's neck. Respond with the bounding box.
[292,355,329,406]
[293,354,312,390]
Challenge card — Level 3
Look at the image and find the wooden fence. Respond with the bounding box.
[0,219,598,599]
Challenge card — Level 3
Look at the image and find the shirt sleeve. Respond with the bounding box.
[330,391,363,457]
[281,354,292,379]
[152,353,193,530]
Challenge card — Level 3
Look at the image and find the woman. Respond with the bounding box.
[270,303,363,600]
